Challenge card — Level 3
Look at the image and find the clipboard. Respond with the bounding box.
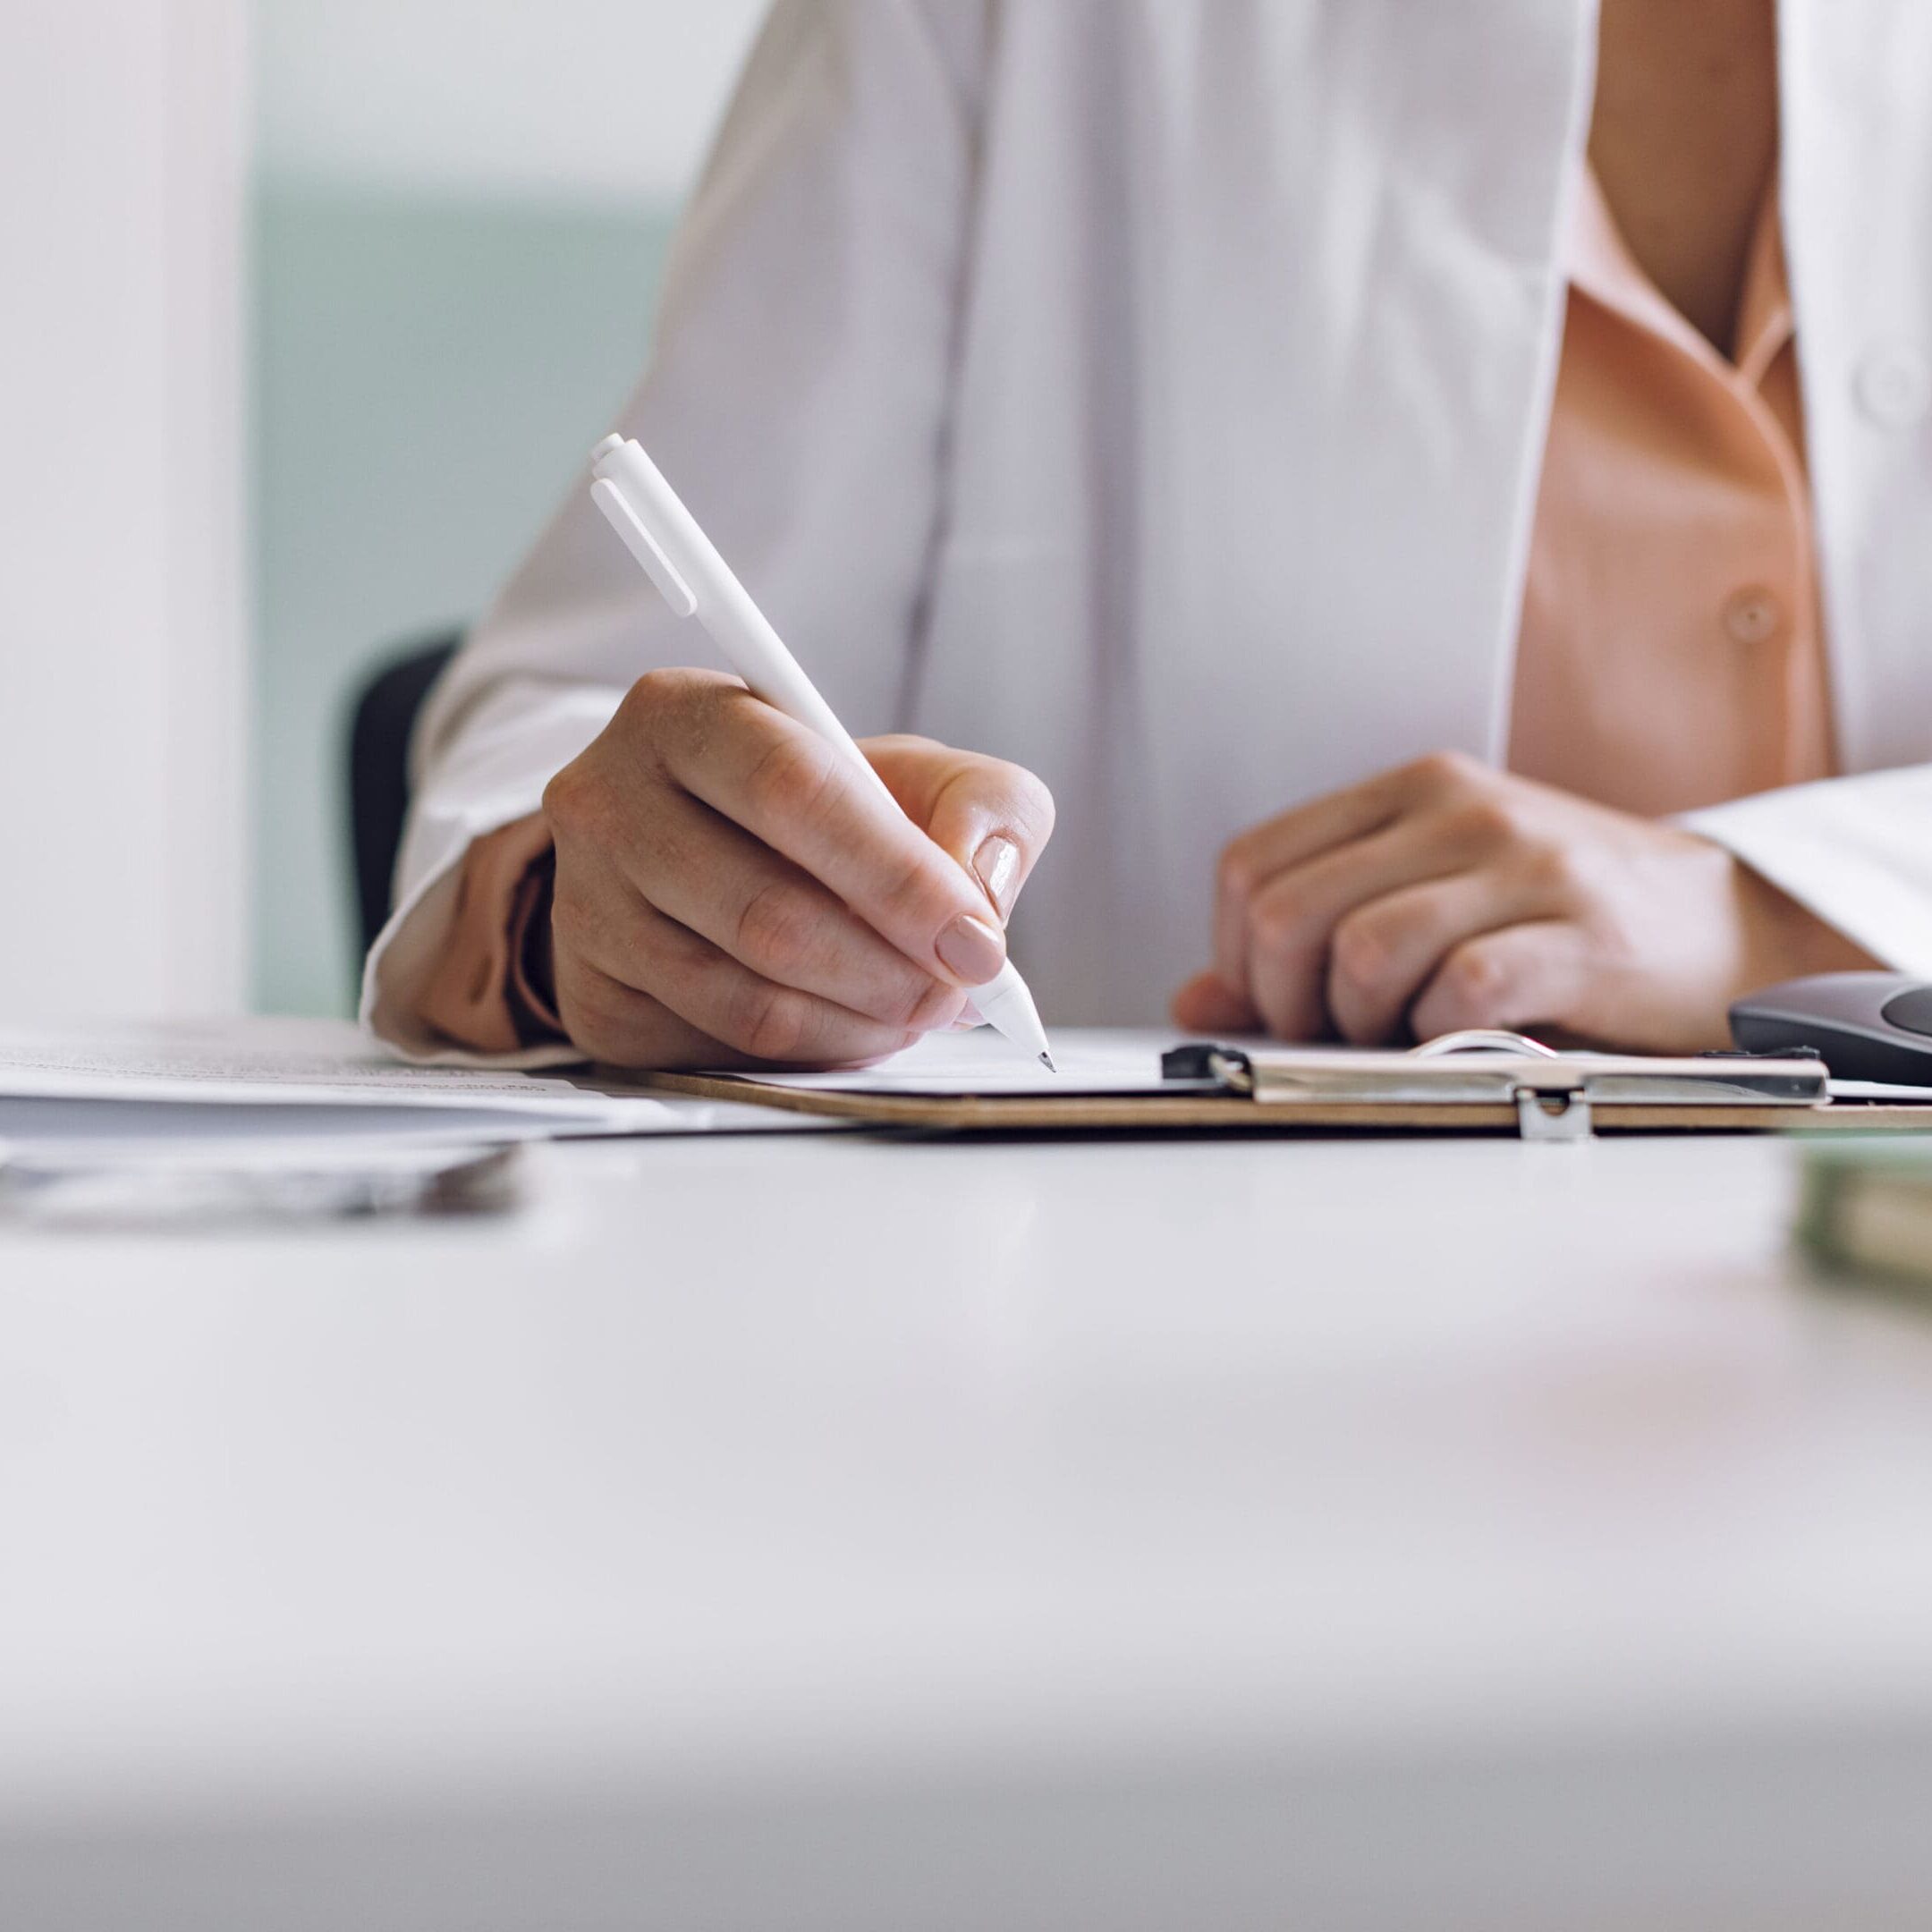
[637,1030,1932,1140]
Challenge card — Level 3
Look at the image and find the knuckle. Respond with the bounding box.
[744,733,845,829]
[1398,750,1501,815]
[1524,838,1587,901]
[628,664,711,718]
[1441,941,1513,1017]
[873,842,954,934]
[1328,911,1391,990]
[726,979,812,1063]
[1411,748,1485,793]
[625,666,735,764]
[540,760,597,838]
[618,669,682,745]
[1451,797,1521,852]
[1216,841,1260,911]
[1247,887,1307,959]
[733,879,821,980]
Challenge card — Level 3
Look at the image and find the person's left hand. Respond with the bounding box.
[1172,751,1877,1053]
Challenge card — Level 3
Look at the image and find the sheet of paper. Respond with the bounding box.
[1829,1079,1932,1102]
[0,1097,606,1147]
[0,1018,665,1118]
[0,1019,835,1139]
[738,1027,1201,1096]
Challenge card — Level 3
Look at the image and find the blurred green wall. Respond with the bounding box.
[251,184,675,1013]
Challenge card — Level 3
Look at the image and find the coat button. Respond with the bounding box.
[1857,345,1932,428]
[1723,587,1784,645]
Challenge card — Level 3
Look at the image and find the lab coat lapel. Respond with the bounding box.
[1779,0,1932,775]
[1136,0,1597,869]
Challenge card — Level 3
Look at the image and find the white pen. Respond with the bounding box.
[588,433,1056,1070]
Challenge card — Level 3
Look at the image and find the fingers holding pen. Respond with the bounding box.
[551,865,920,1070]
[865,734,1057,927]
[614,786,969,1036]
[577,446,1057,1072]
[542,668,1064,1071]
[642,675,1019,990]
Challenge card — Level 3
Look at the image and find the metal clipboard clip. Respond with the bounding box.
[1161,1031,1827,1142]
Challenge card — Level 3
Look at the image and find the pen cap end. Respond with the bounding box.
[589,432,627,472]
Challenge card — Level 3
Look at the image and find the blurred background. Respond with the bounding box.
[254,0,763,1015]
[2,0,764,1023]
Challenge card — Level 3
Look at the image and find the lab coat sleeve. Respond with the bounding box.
[361,0,988,1060]
[1682,767,1932,975]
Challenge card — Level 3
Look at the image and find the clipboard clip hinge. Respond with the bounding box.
[1412,1031,1596,1140]
[1161,1044,1257,1094]
[1514,1085,1592,1143]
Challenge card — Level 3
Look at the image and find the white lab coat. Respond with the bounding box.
[366,0,1932,1062]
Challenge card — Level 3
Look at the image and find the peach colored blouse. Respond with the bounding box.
[1509,165,1834,809]
[417,164,1834,1055]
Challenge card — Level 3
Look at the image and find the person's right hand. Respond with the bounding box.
[538,669,1055,1070]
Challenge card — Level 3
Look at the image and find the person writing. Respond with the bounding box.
[366,0,1929,1071]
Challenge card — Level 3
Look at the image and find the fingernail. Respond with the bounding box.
[936,912,1006,987]
[973,834,1022,920]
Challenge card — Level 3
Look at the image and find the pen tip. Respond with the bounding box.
[1039,1052,1057,1073]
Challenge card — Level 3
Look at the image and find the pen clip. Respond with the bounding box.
[589,476,698,618]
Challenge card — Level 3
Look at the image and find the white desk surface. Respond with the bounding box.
[7,1126,1932,1929]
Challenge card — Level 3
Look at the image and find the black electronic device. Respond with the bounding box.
[1731,972,1932,1084]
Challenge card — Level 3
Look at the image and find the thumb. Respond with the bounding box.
[863,736,1055,928]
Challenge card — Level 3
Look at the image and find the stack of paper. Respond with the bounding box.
[0,1017,825,1157]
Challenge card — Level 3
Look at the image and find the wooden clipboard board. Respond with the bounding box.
[639,1035,1932,1140]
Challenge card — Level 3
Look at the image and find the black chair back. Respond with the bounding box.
[346,633,462,959]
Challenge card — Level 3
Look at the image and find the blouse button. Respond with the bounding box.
[1723,587,1784,645]
[1857,345,1932,428]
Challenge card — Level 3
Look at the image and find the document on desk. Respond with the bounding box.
[0,1019,827,1143]
[746,1028,1191,1095]
[0,1019,640,1112]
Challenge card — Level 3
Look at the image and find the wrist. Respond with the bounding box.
[1732,857,1880,990]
